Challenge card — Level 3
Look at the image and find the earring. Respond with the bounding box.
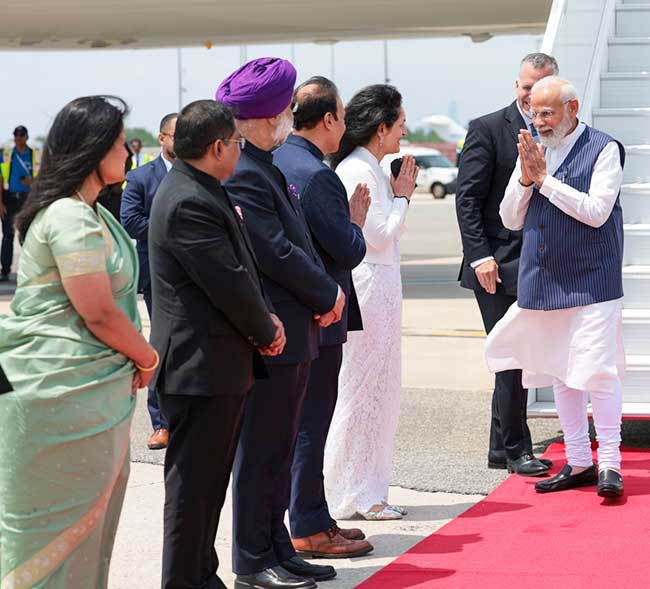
[379,135,384,147]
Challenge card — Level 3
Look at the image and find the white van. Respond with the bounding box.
[382,146,458,199]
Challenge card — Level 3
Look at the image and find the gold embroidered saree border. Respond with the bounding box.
[0,444,128,589]
[55,250,106,279]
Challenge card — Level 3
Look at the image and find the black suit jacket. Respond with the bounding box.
[121,156,168,294]
[273,135,365,347]
[456,100,526,296]
[148,159,276,397]
[225,141,339,366]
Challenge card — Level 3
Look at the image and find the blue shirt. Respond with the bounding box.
[8,148,33,193]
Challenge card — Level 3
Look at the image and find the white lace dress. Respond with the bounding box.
[323,147,408,518]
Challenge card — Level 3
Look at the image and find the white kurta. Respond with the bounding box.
[485,123,625,394]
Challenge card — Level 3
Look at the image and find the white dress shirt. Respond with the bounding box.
[336,146,408,266]
[161,152,173,172]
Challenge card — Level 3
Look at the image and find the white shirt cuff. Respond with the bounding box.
[516,179,534,197]
[470,256,495,269]
[539,174,562,200]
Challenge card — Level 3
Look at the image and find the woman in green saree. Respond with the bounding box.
[0,96,158,589]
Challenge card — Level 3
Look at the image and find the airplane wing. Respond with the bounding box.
[1,0,552,50]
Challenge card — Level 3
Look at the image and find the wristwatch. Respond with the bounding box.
[394,195,410,204]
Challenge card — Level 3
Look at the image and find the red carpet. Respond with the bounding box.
[357,444,650,588]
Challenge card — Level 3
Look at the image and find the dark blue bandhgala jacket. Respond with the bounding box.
[274,135,366,347]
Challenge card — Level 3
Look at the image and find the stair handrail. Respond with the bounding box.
[540,0,568,55]
[580,0,617,125]
[540,0,617,125]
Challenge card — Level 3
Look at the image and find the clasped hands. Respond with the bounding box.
[314,288,346,328]
[259,313,287,356]
[518,129,547,187]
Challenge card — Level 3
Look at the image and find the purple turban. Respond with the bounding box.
[216,57,297,120]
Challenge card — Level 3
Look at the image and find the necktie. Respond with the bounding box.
[530,125,539,139]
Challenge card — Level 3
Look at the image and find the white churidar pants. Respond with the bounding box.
[553,378,623,471]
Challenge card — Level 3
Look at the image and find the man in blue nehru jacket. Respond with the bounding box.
[274,77,373,561]
[487,76,626,499]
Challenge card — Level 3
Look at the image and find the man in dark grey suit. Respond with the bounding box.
[148,99,285,589]
[455,53,558,477]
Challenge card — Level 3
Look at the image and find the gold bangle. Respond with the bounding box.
[136,350,159,372]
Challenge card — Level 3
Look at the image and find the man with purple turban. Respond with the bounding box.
[218,58,346,589]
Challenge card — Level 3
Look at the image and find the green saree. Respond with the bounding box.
[0,197,141,589]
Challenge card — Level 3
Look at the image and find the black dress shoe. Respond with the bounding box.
[507,453,551,477]
[235,566,317,589]
[597,468,624,498]
[535,464,598,493]
[281,556,336,581]
[489,456,553,470]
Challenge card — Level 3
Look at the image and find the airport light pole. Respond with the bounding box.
[383,40,390,83]
[176,48,184,111]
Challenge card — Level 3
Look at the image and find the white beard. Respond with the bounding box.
[272,112,294,146]
[538,112,574,149]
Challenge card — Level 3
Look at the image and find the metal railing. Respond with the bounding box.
[540,0,616,124]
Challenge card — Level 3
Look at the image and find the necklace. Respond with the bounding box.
[75,190,88,204]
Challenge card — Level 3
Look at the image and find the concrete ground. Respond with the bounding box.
[2,193,649,588]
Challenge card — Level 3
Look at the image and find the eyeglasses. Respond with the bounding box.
[223,137,246,149]
[529,99,573,121]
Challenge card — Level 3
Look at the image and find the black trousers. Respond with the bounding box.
[159,392,247,589]
[232,361,311,575]
[474,291,532,461]
[289,345,342,539]
[144,291,167,431]
[1,191,27,276]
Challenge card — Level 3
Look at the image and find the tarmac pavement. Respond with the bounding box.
[2,193,648,587]
[113,194,556,588]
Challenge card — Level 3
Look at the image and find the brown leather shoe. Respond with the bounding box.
[332,524,366,541]
[292,527,373,559]
[147,428,169,450]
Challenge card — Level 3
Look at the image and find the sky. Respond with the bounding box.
[0,34,542,143]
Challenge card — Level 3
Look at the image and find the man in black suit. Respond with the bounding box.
[274,77,373,560]
[148,99,286,589]
[218,58,346,589]
[456,53,558,477]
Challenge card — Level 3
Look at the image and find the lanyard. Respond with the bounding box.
[13,149,32,176]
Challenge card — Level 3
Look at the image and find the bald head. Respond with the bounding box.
[530,76,579,148]
[291,76,346,154]
[531,76,578,102]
